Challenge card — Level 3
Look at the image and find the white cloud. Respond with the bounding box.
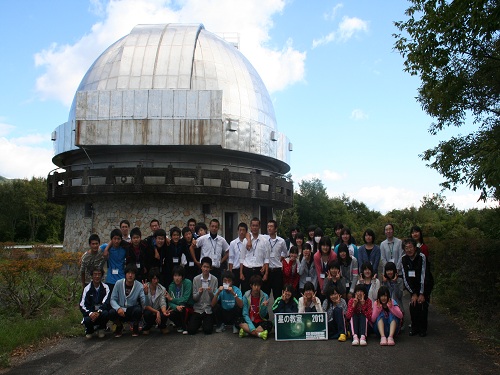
[325,185,497,214]
[295,169,345,187]
[0,137,55,179]
[11,134,48,145]
[446,193,496,211]
[34,0,306,106]
[323,169,345,182]
[312,33,335,49]
[323,3,344,20]
[312,16,368,48]
[338,16,368,42]
[0,120,55,179]
[353,186,420,213]
[89,0,107,16]
[248,38,306,93]
[0,122,15,137]
[350,109,368,120]
[296,172,321,182]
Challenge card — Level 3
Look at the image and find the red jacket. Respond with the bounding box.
[346,297,372,321]
[282,257,300,290]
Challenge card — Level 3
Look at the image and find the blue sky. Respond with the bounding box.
[0,0,494,212]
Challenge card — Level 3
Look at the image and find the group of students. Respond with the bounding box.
[79,218,433,345]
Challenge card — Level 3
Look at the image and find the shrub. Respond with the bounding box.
[0,246,82,318]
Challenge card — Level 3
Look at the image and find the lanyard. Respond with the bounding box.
[210,237,218,256]
[269,238,278,250]
[252,238,259,257]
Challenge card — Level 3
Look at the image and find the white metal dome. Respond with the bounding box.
[52,24,290,171]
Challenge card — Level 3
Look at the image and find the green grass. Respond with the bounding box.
[0,308,82,368]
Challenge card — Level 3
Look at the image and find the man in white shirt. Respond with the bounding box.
[120,219,131,243]
[239,218,270,293]
[262,220,288,299]
[228,222,249,288]
[190,219,229,286]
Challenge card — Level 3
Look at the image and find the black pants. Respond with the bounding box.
[169,307,193,331]
[185,266,201,282]
[213,304,242,326]
[211,267,223,287]
[187,312,214,335]
[82,310,110,333]
[262,267,283,299]
[143,309,168,330]
[109,305,142,325]
[349,313,368,337]
[327,307,346,339]
[240,266,264,293]
[409,295,429,333]
[231,268,241,289]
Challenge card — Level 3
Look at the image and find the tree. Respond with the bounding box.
[0,180,24,241]
[295,178,331,231]
[394,0,500,201]
[275,201,299,238]
[0,177,64,243]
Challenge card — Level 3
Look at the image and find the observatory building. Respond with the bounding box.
[48,24,293,250]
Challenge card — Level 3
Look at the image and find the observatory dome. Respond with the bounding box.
[52,24,290,172]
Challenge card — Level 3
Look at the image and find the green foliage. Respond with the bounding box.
[432,238,500,336]
[275,203,299,238]
[290,179,499,345]
[0,177,64,243]
[292,179,382,239]
[394,0,500,200]
[0,309,81,368]
[295,178,330,231]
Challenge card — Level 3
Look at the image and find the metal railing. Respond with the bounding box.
[47,162,293,207]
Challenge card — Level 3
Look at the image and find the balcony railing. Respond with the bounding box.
[47,163,293,207]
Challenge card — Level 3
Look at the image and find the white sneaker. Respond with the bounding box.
[85,333,93,339]
[97,330,105,338]
[360,335,367,346]
[352,335,359,346]
[215,324,225,333]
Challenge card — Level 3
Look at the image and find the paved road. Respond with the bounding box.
[4,302,499,375]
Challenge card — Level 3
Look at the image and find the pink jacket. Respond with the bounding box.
[371,300,403,323]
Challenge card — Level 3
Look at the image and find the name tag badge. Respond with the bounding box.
[189,261,194,267]
[346,282,350,288]
[173,257,179,263]
[136,263,140,269]
[306,277,312,282]
[112,269,118,275]
[409,270,416,277]
[320,273,325,279]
